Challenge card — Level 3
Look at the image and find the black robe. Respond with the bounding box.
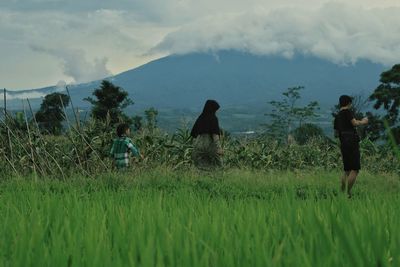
[190,100,221,138]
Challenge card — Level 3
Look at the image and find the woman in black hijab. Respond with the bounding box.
[191,100,223,168]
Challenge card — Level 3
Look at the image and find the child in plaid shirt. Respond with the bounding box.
[110,123,141,169]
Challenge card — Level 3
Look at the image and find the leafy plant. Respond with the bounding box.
[265,86,320,142]
[35,92,70,135]
[84,80,133,124]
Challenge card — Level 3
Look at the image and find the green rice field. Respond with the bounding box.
[1,169,399,267]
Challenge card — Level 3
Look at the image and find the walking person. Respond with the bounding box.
[110,123,141,170]
[190,100,223,169]
[334,95,369,197]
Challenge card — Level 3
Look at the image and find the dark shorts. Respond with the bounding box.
[340,133,361,171]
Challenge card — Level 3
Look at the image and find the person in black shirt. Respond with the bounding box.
[191,100,223,169]
[334,95,368,197]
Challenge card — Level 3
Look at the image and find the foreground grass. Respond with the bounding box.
[0,169,399,267]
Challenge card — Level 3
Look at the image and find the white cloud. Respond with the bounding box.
[30,45,112,83]
[1,0,400,89]
[154,2,400,66]
[5,79,68,100]
[5,92,47,100]
[0,8,170,89]
[5,87,66,100]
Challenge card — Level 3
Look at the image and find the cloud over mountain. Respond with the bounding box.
[0,8,167,88]
[154,3,400,66]
[31,45,112,83]
[1,0,400,89]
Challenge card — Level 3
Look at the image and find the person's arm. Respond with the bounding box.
[127,141,140,157]
[351,117,368,126]
[345,110,368,127]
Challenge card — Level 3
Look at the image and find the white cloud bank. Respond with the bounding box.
[5,80,67,100]
[0,9,169,89]
[5,91,48,101]
[1,0,400,89]
[31,45,112,83]
[154,2,400,66]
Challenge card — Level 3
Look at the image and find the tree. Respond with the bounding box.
[84,80,133,124]
[292,123,326,145]
[363,112,385,142]
[370,64,400,124]
[144,107,158,131]
[369,64,400,143]
[265,86,320,142]
[132,115,143,131]
[15,112,25,130]
[35,93,70,135]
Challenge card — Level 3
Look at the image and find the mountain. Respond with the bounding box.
[4,50,386,132]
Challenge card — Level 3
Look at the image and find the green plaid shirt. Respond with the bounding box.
[110,136,140,169]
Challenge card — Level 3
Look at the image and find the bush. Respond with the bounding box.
[0,116,399,179]
[292,123,326,145]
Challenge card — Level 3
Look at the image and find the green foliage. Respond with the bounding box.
[385,120,400,155]
[144,107,159,131]
[0,113,399,178]
[265,86,320,142]
[1,111,28,133]
[15,112,26,129]
[292,123,326,145]
[132,115,143,131]
[364,112,385,141]
[84,80,133,124]
[0,170,400,266]
[391,127,400,145]
[369,64,400,134]
[1,82,399,177]
[35,92,70,135]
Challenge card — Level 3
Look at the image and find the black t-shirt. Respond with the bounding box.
[334,109,356,133]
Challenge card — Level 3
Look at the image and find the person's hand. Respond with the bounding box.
[362,117,369,125]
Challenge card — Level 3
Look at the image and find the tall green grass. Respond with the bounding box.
[1,111,400,178]
[1,169,399,266]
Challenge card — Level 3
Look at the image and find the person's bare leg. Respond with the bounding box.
[341,171,350,192]
[347,170,359,197]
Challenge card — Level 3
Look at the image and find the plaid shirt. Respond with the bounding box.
[110,136,140,169]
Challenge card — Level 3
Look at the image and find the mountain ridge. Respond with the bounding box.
[4,51,385,113]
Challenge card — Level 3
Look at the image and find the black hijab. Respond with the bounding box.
[190,100,221,138]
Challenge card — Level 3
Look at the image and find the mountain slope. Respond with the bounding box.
[6,51,385,112]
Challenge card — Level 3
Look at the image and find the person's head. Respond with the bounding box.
[116,123,130,137]
[339,95,353,108]
[202,99,220,115]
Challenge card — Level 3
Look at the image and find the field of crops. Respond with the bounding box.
[1,168,399,267]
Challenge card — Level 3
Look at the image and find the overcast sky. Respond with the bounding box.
[1,0,400,90]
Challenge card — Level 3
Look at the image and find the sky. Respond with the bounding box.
[1,0,400,90]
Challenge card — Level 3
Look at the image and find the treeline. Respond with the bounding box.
[10,65,400,143]
[0,65,399,177]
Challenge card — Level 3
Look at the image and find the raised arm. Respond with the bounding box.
[351,117,369,126]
